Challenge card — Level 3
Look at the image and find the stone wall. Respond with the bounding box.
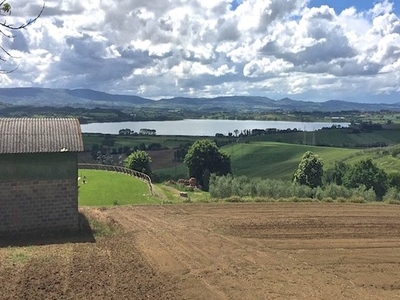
[0,178,78,236]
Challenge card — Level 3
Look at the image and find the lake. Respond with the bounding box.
[81,119,349,136]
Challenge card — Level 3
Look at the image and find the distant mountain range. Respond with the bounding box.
[0,87,399,112]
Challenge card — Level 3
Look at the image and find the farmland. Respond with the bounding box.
[2,203,400,299]
[2,127,400,299]
[82,127,400,182]
[151,142,362,180]
[226,142,360,180]
[153,141,400,181]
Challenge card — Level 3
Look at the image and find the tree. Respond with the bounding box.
[388,172,400,190]
[293,151,324,188]
[343,159,388,200]
[184,139,231,190]
[125,150,152,176]
[323,161,348,186]
[1,1,45,72]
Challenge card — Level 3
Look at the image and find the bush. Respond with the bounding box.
[349,197,366,203]
[388,172,400,190]
[209,175,316,200]
[315,184,353,200]
[125,150,152,175]
[386,199,400,205]
[383,188,400,201]
[209,174,386,202]
[352,185,377,202]
[343,159,388,200]
[225,196,245,203]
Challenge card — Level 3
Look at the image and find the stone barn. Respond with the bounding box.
[0,118,84,236]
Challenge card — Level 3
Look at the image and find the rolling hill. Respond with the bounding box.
[153,141,400,181]
[1,87,400,112]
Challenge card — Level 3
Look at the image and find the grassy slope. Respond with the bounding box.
[343,149,400,174]
[225,142,360,180]
[157,142,362,180]
[154,141,400,181]
[153,184,210,203]
[78,169,158,206]
[246,128,400,147]
[77,146,400,206]
[154,142,360,180]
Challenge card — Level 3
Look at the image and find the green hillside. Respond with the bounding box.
[78,170,158,206]
[154,142,360,181]
[224,142,360,180]
[154,141,400,181]
[78,169,209,205]
[245,128,400,148]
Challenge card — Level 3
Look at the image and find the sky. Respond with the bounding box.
[0,0,399,103]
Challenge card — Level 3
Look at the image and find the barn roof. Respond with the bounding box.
[0,118,84,154]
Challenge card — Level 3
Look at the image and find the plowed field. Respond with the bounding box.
[2,203,400,299]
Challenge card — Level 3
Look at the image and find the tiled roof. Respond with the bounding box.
[0,118,84,154]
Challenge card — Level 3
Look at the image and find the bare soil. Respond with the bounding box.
[2,203,400,299]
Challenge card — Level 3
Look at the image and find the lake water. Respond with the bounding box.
[81,119,349,136]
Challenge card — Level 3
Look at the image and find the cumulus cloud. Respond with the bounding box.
[0,0,399,102]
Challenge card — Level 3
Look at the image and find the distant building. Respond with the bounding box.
[0,118,84,236]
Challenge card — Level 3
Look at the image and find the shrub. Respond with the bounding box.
[209,174,385,202]
[386,199,400,205]
[343,159,388,200]
[388,172,400,190]
[349,197,366,203]
[225,196,245,203]
[125,150,152,176]
[317,184,353,200]
[352,185,376,202]
[383,188,400,201]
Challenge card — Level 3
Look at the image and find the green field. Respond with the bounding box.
[154,141,400,181]
[78,169,210,206]
[155,142,361,181]
[78,143,400,206]
[245,128,400,148]
[78,169,157,206]
[225,142,360,180]
[227,142,400,180]
[83,130,400,183]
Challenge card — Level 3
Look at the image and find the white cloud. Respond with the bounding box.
[0,0,399,102]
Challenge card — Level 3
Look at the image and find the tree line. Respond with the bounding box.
[117,138,399,201]
[210,151,398,201]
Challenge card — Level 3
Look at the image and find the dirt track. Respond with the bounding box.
[2,203,400,299]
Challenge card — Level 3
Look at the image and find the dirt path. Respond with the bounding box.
[2,203,400,299]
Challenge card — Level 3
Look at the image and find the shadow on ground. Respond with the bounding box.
[0,212,96,248]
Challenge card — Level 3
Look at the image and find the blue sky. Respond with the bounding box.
[309,0,398,14]
[1,0,400,103]
[231,1,400,14]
